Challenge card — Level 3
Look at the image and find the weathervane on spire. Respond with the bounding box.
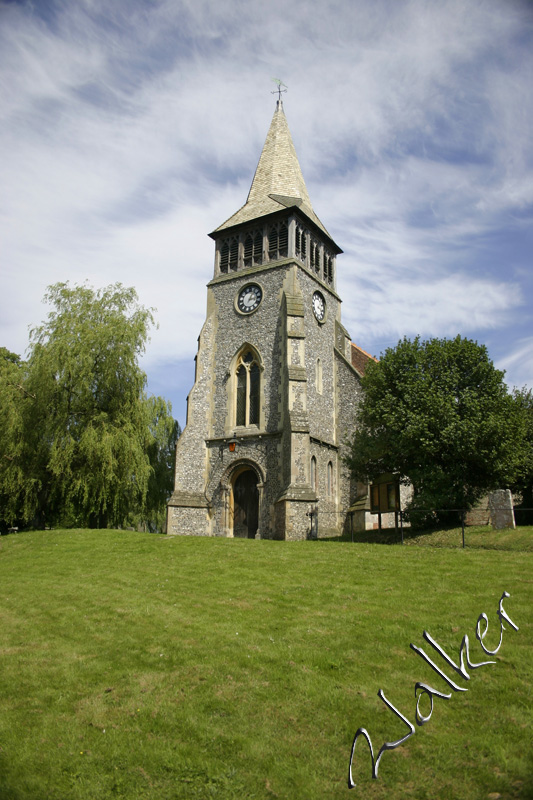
[271,78,288,102]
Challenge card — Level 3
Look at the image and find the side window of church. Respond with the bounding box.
[236,350,260,426]
[310,456,317,492]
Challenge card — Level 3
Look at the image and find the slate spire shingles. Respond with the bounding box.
[213,100,331,238]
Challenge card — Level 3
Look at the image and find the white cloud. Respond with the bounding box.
[0,0,531,422]
[497,337,533,391]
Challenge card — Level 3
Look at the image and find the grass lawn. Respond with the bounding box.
[0,528,532,799]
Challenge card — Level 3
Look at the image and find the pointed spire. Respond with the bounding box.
[213,101,331,237]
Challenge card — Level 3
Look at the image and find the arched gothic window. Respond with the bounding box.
[327,461,333,496]
[310,456,317,492]
[235,349,260,427]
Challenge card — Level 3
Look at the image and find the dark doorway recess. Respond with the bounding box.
[233,470,259,538]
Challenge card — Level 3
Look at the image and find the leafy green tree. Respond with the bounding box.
[346,336,528,520]
[510,387,533,523]
[142,395,180,532]
[0,349,34,527]
[1,282,177,530]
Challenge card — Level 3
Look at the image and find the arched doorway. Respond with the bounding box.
[232,469,259,538]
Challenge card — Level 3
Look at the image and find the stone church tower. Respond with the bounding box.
[167,101,365,540]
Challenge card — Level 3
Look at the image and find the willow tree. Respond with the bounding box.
[0,348,35,526]
[18,282,176,528]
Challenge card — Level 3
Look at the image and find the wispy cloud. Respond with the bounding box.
[1,0,531,422]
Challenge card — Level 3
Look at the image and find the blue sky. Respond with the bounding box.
[1,0,532,427]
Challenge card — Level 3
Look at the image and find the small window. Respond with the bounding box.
[316,358,323,394]
[327,461,333,496]
[310,456,317,492]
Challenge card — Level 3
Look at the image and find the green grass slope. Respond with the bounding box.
[0,530,531,799]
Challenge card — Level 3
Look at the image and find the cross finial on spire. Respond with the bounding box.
[271,78,288,103]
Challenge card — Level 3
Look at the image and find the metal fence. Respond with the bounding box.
[310,506,533,546]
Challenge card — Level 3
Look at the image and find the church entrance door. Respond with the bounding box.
[232,469,259,538]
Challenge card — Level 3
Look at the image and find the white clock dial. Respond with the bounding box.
[312,291,325,322]
[237,284,262,314]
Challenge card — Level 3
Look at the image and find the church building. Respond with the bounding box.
[167,100,375,539]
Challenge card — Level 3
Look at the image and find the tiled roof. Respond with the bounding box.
[351,343,378,376]
[213,101,331,237]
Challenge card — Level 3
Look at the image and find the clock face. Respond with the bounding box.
[237,284,263,314]
[312,291,326,322]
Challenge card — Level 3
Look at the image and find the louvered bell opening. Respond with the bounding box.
[279,222,288,258]
[229,238,239,271]
[268,226,279,261]
[243,231,263,268]
[295,226,307,264]
[253,232,262,265]
[324,254,333,284]
[220,241,229,273]
[310,242,320,274]
[243,234,253,268]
